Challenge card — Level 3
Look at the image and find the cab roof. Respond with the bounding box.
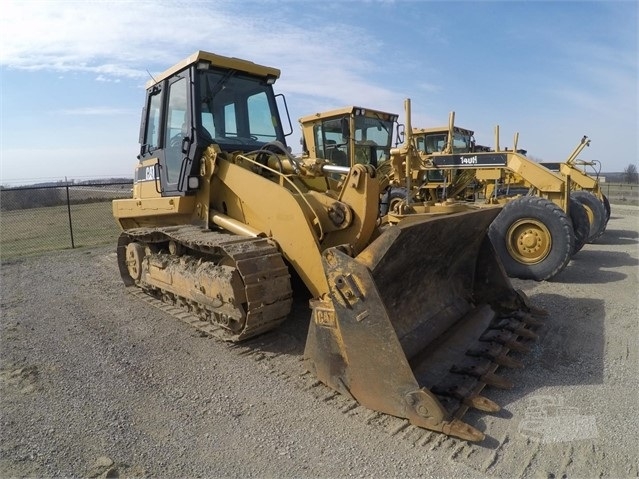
[413,125,475,137]
[299,106,398,124]
[146,50,281,89]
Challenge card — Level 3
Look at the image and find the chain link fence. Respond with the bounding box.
[1,182,133,260]
[1,180,636,261]
[600,182,639,206]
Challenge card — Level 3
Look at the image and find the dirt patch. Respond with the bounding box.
[0,362,40,395]
[1,205,637,478]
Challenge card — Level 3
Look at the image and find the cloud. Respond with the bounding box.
[1,0,635,174]
[416,82,441,93]
[96,75,121,83]
[543,38,637,120]
[1,1,229,77]
[0,1,401,109]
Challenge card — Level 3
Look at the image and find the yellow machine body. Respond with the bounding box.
[114,52,546,442]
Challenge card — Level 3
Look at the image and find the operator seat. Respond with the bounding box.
[325,140,348,167]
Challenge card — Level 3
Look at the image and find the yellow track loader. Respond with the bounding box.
[113,51,546,442]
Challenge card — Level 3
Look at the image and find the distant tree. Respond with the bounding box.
[624,163,638,184]
[0,187,64,211]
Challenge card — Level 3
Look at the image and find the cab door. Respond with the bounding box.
[159,73,191,196]
[138,70,195,197]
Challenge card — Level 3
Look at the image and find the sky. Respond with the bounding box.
[0,0,637,185]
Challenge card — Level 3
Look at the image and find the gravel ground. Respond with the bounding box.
[1,205,637,478]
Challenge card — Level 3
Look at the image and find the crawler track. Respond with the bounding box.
[118,225,293,341]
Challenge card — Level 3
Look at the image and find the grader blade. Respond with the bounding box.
[305,209,545,441]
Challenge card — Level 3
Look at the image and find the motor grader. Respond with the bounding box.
[412,121,610,242]
[299,100,582,281]
[298,103,494,219]
[113,51,547,442]
[408,113,613,281]
[537,139,610,240]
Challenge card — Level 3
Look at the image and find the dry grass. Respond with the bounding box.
[1,184,635,261]
[1,201,120,260]
[600,182,639,206]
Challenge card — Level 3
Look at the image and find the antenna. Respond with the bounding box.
[146,69,157,84]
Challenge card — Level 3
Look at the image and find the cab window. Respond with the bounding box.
[164,76,188,184]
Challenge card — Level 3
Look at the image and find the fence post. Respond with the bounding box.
[65,178,75,248]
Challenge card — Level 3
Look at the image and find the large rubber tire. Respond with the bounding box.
[602,194,611,223]
[569,198,589,255]
[489,196,574,281]
[594,193,611,240]
[571,190,606,242]
[379,187,408,215]
[600,193,610,232]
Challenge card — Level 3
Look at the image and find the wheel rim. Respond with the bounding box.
[506,219,552,264]
[389,197,405,213]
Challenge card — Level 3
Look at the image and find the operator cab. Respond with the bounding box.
[414,126,476,182]
[138,51,291,196]
[300,107,398,169]
[414,126,475,155]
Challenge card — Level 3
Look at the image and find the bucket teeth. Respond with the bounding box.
[514,327,538,340]
[525,304,549,318]
[432,380,502,413]
[481,372,514,389]
[490,318,539,340]
[519,314,545,328]
[450,358,493,377]
[480,330,531,353]
[450,359,513,389]
[507,310,546,326]
[466,395,501,413]
[492,318,522,329]
[506,339,531,353]
[505,322,539,340]
[467,345,524,369]
[444,419,485,442]
[493,354,524,369]
[466,342,506,358]
[512,289,549,317]
[432,377,475,399]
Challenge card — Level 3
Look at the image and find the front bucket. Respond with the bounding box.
[304,209,545,441]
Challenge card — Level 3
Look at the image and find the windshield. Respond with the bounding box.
[416,132,473,154]
[313,113,395,168]
[353,114,393,165]
[197,69,284,150]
